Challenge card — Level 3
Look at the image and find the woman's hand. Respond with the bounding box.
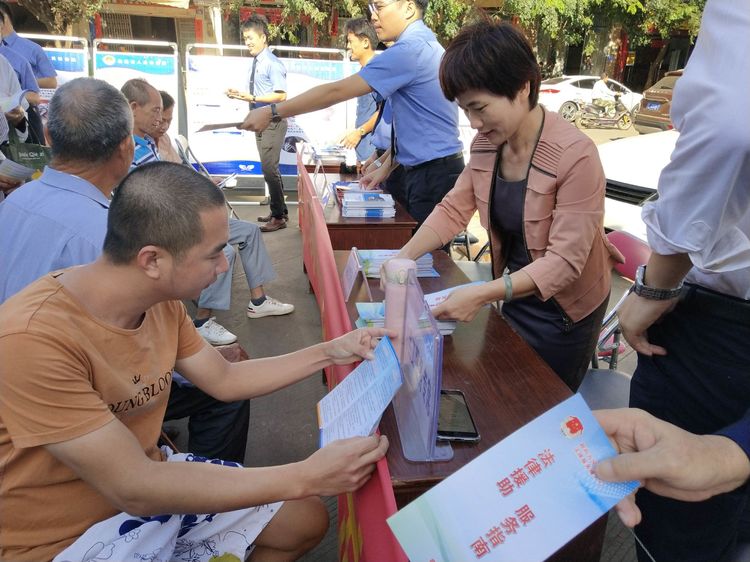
[432,285,487,322]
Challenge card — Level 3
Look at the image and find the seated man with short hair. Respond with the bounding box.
[122,78,294,347]
[0,160,390,562]
[0,77,250,464]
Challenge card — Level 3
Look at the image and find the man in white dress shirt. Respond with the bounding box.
[618,1,750,560]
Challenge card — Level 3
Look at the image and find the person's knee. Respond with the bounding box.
[288,497,328,551]
[254,497,328,556]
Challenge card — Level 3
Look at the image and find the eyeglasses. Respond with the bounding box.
[368,0,400,15]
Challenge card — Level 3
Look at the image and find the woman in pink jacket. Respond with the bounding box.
[397,21,623,391]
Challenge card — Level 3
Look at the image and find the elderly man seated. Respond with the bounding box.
[121,78,294,346]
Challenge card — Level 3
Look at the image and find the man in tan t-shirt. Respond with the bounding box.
[0,161,390,562]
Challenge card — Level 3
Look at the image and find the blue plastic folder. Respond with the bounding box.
[387,394,639,562]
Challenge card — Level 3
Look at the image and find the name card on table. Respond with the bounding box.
[341,247,373,302]
[387,394,639,562]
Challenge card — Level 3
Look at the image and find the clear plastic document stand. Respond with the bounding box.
[384,261,453,462]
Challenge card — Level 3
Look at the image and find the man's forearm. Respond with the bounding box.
[254,91,287,104]
[124,455,308,516]
[643,252,693,289]
[221,342,332,400]
[277,75,371,119]
[37,76,57,89]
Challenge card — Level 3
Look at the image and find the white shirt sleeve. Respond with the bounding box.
[641,0,750,299]
[592,80,613,100]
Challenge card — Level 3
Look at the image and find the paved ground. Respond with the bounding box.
[168,125,642,560]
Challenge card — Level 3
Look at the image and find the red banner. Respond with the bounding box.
[296,152,408,562]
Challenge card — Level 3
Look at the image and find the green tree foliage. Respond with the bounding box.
[240,0,477,46]
[17,0,104,34]
[501,0,703,82]
[423,0,480,44]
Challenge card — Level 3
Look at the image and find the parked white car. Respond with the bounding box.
[598,130,679,241]
[539,75,643,122]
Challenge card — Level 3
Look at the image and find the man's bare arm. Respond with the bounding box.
[45,418,388,516]
[37,76,57,89]
[176,327,391,402]
[240,75,372,132]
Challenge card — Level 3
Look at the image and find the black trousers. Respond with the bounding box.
[402,154,465,227]
[629,283,750,562]
[165,382,250,464]
[255,119,288,219]
[375,147,407,207]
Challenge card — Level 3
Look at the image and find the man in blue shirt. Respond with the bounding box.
[0,78,132,303]
[339,18,378,169]
[226,14,289,233]
[121,78,162,169]
[240,0,463,227]
[0,1,57,89]
[0,77,251,464]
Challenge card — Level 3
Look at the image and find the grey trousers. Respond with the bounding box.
[255,119,288,219]
[197,217,276,310]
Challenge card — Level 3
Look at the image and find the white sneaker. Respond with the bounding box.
[246,296,295,318]
[196,317,237,345]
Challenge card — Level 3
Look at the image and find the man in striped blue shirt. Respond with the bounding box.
[121,78,162,169]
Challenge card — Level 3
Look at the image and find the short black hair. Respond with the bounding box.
[104,162,226,264]
[0,2,13,27]
[413,0,429,14]
[344,18,377,49]
[160,90,175,111]
[440,21,541,109]
[241,13,269,38]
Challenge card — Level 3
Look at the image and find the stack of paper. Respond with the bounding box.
[354,282,485,335]
[356,302,456,336]
[358,249,438,278]
[342,192,395,218]
[331,180,383,207]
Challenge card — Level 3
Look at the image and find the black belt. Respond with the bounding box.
[682,282,750,327]
[402,151,463,172]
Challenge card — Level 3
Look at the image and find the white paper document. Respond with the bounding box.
[316,337,402,447]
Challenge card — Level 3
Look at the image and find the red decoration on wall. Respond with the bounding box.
[94,13,103,38]
[194,18,204,43]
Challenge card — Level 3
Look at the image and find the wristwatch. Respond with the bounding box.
[270,103,282,123]
[632,264,684,300]
[358,127,366,136]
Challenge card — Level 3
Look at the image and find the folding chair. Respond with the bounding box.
[174,135,240,220]
[451,230,481,260]
[579,230,651,409]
